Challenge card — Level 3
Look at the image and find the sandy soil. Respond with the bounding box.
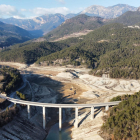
[31,30,93,43]
[0,98,5,103]
[52,30,93,42]
[0,62,140,140]
[0,62,28,69]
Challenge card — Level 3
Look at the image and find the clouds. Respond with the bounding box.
[21,9,27,12]
[0,4,25,18]
[31,7,69,16]
[56,0,65,4]
[0,4,70,19]
[0,2,73,19]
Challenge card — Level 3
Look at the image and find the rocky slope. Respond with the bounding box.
[43,14,105,41]
[0,73,58,140]
[0,14,74,37]
[1,62,140,140]
[0,114,47,140]
[0,4,137,38]
[80,4,137,18]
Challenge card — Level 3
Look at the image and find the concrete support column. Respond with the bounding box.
[59,107,62,131]
[14,102,16,107]
[105,105,109,111]
[91,106,94,120]
[43,106,46,129]
[27,105,30,119]
[75,107,78,128]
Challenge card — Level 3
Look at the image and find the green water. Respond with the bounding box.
[46,122,71,140]
[46,109,72,140]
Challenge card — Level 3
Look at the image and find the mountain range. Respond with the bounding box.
[43,14,106,41]
[0,4,139,50]
[0,21,33,49]
[0,4,137,38]
[2,21,140,80]
[110,10,140,26]
[0,5,140,79]
[80,4,137,18]
[0,14,76,38]
[42,7,140,42]
[1,4,140,140]
[0,4,140,70]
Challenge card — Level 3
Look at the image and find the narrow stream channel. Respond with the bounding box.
[46,109,72,140]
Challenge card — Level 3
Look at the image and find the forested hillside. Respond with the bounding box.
[0,41,69,63]
[0,66,22,94]
[43,14,105,41]
[36,23,124,65]
[110,11,140,26]
[37,23,140,79]
[43,10,140,42]
[101,91,140,139]
[1,23,140,79]
[0,21,33,49]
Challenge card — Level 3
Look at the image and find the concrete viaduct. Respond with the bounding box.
[0,94,121,131]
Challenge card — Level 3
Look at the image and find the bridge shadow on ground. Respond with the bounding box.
[78,108,102,127]
[19,70,105,130]
[0,68,105,140]
[21,70,104,128]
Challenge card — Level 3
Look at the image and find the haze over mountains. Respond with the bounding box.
[0,21,33,49]
[110,9,140,26]
[1,3,140,140]
[0,14,71,38]
[80,4,137,18]
[0,4,140,72]
[44,14,105,41]
[42,7,140,42]
[0,4,138,38]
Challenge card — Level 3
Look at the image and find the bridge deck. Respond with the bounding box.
[0,94,121,108]
[0,94,121,130]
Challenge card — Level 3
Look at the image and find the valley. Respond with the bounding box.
[0,62,139,140]
[0,2,140,140]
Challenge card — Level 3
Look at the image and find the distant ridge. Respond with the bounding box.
[0,14,75,37]
[137,6,140,11]
[0,21,33,48]
[0,4,137,37]
[43,14,105,41]
[110,10,140,26]
[79,4,137,18]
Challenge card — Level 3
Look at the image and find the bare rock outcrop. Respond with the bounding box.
[137,6,140,12]
[0,114,47,140]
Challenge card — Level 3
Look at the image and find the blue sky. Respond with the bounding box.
[0,0,139,19]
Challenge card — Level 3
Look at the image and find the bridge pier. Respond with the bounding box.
[43,106,46,129]
[14,102,16,107]
[105,105,109,111]
[59,107,62,131]
[0,94,121,131]
[27,105,30,119]
[91,106,94,120]
[75,107,78,128]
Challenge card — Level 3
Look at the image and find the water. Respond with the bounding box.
[46,123,71,140]
[46,109,72,140]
